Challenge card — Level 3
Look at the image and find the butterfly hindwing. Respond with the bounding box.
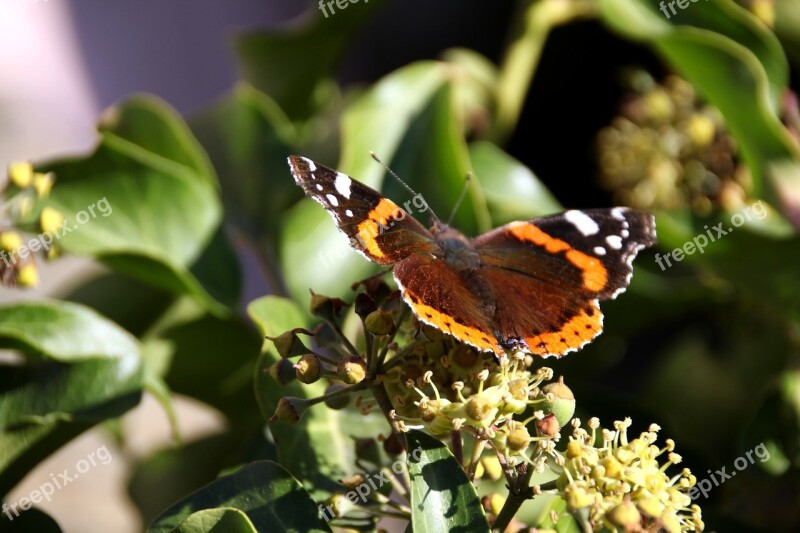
[288,156,436,265]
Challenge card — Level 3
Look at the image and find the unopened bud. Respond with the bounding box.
[540,378,575,427]
[270,396,308,424]
[338,355,367,384]
[294,354,321,384]
[507,427,531,452]
[269,359,296,385]
[607,500,641,527]
[365,310,394,336]
[266,328,313,358]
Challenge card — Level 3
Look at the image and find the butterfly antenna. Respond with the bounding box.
[369,151,442,224]
[446,172,471,225]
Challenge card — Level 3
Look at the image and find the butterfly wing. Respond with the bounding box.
[473,207,656,357]
[288,156,437,265]
[393,253,502,355]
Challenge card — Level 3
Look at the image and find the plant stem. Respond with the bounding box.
[492,464,535,532]
[467,438,487,481]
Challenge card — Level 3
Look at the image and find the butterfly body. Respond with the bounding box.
[288,155,657,358]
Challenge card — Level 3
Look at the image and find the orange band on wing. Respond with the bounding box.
[401,292,501,355]
[355,198,406,260]
[524,304,603,357]
[508,222,608,293]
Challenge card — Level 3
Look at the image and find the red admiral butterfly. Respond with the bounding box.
[288,156,656,358]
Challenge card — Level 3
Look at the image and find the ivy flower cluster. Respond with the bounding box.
[1,161,61,287]
[265,279,703,531]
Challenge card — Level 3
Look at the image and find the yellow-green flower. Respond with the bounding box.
[40,207,65,234]
[556,418,703,531]
[8,161,33,188]
[33,172,55,197]
[17,263,39,287]
[0,231,23,252]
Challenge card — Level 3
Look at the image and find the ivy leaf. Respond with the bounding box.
[405,430,489,533]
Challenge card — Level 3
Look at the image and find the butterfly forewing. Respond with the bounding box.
[288,155,436,265]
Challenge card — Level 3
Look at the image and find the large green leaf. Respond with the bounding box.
[405,430,489,533]
[39,96,239,314]
[190,83,301,242]
[148,461,331,533]
[597,0,800,226]
[469,141,562,225]
[0,301,143,495]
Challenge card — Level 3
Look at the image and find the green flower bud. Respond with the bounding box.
[266,328,313,358]
[466,396,493,423]
[337,355,367,384]
[506,427,531,452]
[365,310,395,336]
[269,359,296,385]
[539,378,575,427]
[294,354,321,384]
[270,396,309,423]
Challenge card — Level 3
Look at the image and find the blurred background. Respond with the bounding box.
[2,0,800,531]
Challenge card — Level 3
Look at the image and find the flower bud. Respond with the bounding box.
[506,427,531,452]
[539,378,575,427]
[365,310,394,336]
[354,293,377,318]
[269,359,296,385]
[40,207,65,235]
[337,355,367,384]
[0,231,23,252]
[17,264,38,287]
[466,396,493,423]
[606,500,641,528]
[294,354,321,384]
[33,172,55,197]
[266,328,313,358]
[270,396,309,423]
[535,413,561,438]
[309,289,348,320]
[8,161,33,188]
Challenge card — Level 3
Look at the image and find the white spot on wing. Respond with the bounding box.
[606,235,623,250]
[593,246,606,256]
[346,209,354,217]
[335,172,352,199]
[611,207,626,221]
[301,157,317,172]
[326,194,339,207]
[621,229,629,238]
[564,210,599,236]
[316,184,323,191]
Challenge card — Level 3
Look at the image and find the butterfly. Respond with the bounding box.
[288,155,656,358]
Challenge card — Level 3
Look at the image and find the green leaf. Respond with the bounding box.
[39,95,239,314]
[248,297,381,496]
[0,301,143,494]
[469,141,562,225]
[148,461,331,533]
[190,83,301,242]
[172,508,257,533]
[597,0,800,226]
[234,2,382,120]
[405,430,489,533]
